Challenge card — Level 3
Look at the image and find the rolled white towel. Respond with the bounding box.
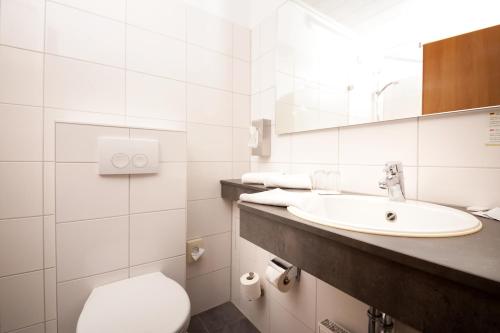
[242,172,284,184]
[240,188,311,208]
[263,173,312,190]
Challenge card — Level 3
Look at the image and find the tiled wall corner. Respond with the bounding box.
[0,0,251,330]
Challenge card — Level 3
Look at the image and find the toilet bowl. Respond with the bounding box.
[77,272,191,333]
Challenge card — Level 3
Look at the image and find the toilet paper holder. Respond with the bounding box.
[270,257,301,283]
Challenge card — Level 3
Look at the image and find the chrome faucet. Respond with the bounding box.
[379,161,405,201]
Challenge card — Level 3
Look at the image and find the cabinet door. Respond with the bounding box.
[422,24,500,115]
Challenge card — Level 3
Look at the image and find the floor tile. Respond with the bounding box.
[199,302,245,331]
[213,318,260,333]
[188,315,208,333]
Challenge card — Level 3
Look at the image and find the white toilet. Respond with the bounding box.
[77,272,191,333]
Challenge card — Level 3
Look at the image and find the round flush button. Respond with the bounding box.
[133,154,149,168]
[111,153,130,169]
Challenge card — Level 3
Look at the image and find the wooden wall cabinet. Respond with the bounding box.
[422,25,500,115]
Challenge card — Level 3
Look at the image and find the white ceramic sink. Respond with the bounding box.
[287,195,482,237]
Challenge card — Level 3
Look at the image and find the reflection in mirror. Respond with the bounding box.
[275,0,500,134]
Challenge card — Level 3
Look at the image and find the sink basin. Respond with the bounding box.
[287,194,482,237]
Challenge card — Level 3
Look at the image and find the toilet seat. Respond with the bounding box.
[77,272,190,333]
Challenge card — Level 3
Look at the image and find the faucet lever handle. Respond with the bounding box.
[384,161,403,176]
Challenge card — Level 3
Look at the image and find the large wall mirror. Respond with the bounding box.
[275,0,500,133]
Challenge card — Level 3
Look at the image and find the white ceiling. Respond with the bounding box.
[185,0,287,28]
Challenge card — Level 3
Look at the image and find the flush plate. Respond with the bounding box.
[98,137,159,175]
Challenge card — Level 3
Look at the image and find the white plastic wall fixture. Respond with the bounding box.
[98,137,159,175]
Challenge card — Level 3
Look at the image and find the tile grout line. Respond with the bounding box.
[416,117,420,200]
[41,0,48,328]
[125,0,131,279]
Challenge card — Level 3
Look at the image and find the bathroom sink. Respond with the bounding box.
[287,195,482,237]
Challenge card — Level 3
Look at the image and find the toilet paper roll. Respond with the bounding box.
[240,272,261,301]
[265,263,295,293]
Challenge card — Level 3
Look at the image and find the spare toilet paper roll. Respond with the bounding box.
[265,264,295,293]
[240,272,262,301]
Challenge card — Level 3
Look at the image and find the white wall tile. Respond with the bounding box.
[130,162,187,213]
[291,128,338,164]
[0,0,44,51]
[126,26,186,80]
[0,270,44,332]
[187,123,232,161]
[418,167,500,207]
[0,104,42,161]
[260,52,276,91]
[187,7,232,55]
[125,117,186,132]
[56,216,128,281]
[233,127,250,162]
[126,71,186,121]
[9,323,45,333]
[187,232,231,278]
[126,0,186,40]
[187,198,231,239]
[187,84,233,126]
[187,162,232,200]
[0,46,43,106]
[45,321,57,333]
[57,269,128,333]
[268,270,317,331]
[44,55,125,114]
[233,161,250,178]
[45,2,125,67]
[130,209,186,265]
[259,14,277,55]
[269,298,314,333]
[339,118,418,166]
[44,268,57,321]
[260,88,277,122]
[187,45,232,91]
[55,163,129,222]
[233,59,251,94]
[51,0,126,21]
[233,24,251,61]
[56,122,128,162]
[43,215,56,268]
[130,255,186,288]
[419,111,500,168]
[44,108,126,161]
[233,94,250,128]
[44,163,55,214]
[316,279,368,333]
[187,267,230,315]
[0,217,43,277]
[251,27,260,61]
[339,165,418,199]
[0,162,42,219]
[130,129,186,162]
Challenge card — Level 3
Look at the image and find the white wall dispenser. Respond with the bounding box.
[248,119,271,157]
[98,137,159,175]
[265,257,300,293]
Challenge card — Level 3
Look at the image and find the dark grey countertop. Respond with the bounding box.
[222,179,500,296]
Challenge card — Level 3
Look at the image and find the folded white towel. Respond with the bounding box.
[240,189,312,208]
[242,172,283,184]
[472,207,500,222]
[263,173,312,190]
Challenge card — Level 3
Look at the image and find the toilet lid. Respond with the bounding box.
[77,272,190,333]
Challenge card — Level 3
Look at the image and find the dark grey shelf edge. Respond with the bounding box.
[221,180,500,331]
